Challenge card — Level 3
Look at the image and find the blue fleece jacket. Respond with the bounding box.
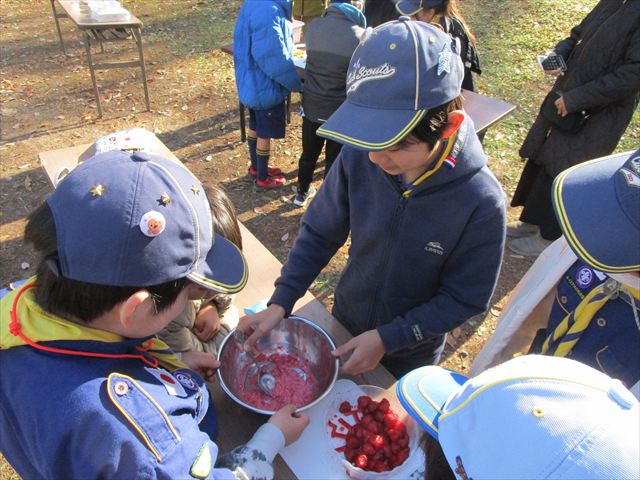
[270,114,506,362]
[233,0,302,110]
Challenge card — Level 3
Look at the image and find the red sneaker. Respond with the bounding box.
[248,166,282,178]
[256,175,286,188]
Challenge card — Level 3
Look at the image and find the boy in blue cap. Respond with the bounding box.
[397,355,640,479]
[233,0,302,188]
[239,18,505,378]
[0,151,308,479]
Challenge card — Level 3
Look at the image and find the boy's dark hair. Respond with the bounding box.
[423,434,456,480]
[408,95,464,147]
[24,202,187,325]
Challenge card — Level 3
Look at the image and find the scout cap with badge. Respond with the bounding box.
[395,0,443,17]
[317,16,463,151]
[47,150,247,293]
[552,149,640,274]
[397,355,640,479]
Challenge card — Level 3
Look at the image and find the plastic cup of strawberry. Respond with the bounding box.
[326,386,417,478]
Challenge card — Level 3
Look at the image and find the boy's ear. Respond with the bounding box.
[119,290,152,329]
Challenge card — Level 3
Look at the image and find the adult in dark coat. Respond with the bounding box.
[508,0,640,257]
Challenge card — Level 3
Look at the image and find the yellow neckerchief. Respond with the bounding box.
[1,278,187,371]
[401,110,465,198]
[542,278,640,357]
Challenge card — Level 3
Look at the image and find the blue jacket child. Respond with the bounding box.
[239,19,506,378]
[0,151,308,479]
[233,0,302,110]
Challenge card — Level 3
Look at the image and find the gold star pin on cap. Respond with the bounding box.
[191,185,200,195]
[90,184,105,197]
[158,192,171,206]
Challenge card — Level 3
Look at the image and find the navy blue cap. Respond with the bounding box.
[47,150,248,293]
[317,18,463,151]
[395,0,443,16]
[552,149,640,273]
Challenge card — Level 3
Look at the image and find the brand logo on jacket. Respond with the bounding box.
[425,241,444,255]
[411,324,424,342]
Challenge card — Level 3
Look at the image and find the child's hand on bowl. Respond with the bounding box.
[269,405,310,446]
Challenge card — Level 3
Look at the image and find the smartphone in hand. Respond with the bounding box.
[537,53,567,72]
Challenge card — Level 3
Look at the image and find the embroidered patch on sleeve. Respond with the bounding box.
[190,443,212,479]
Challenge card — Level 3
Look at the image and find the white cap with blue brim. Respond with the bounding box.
[396,355,640,479]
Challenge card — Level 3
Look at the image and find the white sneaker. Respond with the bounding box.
[506,221,539,238]
[507,233,552,257]
[293,185,317,207]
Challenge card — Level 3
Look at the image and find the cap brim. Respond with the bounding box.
[187,233,248,294]
[317,100,426,152]
[553,152,639,273]
[397,366,467,440]
[395,1,422,16]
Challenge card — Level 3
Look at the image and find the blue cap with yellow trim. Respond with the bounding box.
[316,17,463,151]
[47,150,247,293]
[552,149,640,274]
[397,355,640,479]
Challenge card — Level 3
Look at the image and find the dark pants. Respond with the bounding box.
[297,117,342,194]
[380,338,446,379]
[511,160,562,240]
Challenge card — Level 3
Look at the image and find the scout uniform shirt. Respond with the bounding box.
[0,279,227,479]
[541,260,640,387]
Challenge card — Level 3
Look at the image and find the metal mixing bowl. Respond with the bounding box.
[217,315,340,415]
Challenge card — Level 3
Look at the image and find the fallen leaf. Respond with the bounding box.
[24,176,32,190]
[55,115,65,120]
[17,163,30,169]
[205,155,213,161]
[281,232,289,242]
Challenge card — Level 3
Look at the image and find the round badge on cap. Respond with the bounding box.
[140,210,166,237]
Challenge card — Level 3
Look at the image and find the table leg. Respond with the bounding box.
[50,0,66,55]
[239,102,246,143]
[132,27,151,112]
[83,31,103,117]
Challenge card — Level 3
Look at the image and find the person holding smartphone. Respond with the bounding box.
[507,0,640,258]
